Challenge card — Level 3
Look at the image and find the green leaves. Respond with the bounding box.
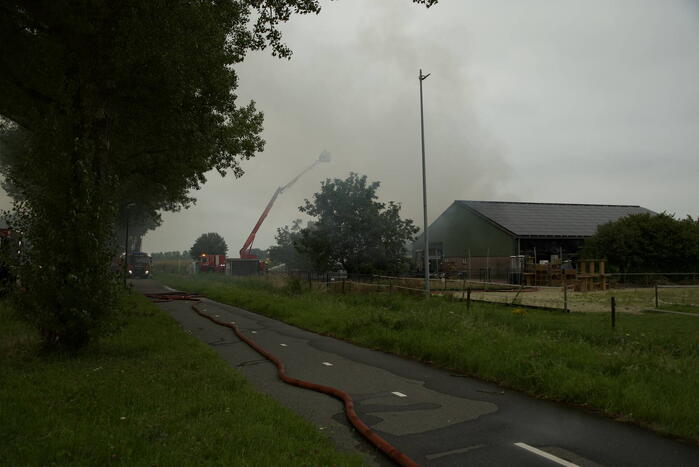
[269,220,312,271]
[582,213,699,273]
[190,233,228,259]
[297,173,418,274]
[0,0,438,350]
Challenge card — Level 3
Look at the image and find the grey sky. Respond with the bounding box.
[141,0,699,254]
[7,1,698,253]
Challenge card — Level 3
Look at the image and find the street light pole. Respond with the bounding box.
[123,212,129,288]
[123,203,135,288]
[419,69,431,298]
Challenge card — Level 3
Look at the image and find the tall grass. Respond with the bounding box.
[159,273,699,442]
[0,295,362,466]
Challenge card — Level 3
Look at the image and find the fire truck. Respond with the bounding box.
[231,150,330,275]
[197,253,226,273]
[127,252,152,279]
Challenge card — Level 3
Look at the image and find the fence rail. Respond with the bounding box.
[279,270,699,314]
[152,262,699,315]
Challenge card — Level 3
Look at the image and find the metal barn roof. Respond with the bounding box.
[457,200,655,238]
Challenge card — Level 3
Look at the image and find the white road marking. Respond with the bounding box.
[163,285,177,292]
[280,344,288,347]
[426,444,485,460]
[322,362,333,366]
[514,442,580,467]
[392,391,407,398]
[251,331,257,334]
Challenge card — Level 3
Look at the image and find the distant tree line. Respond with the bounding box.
[151,251,190,260]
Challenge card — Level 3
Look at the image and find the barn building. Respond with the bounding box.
[413,200,654,280]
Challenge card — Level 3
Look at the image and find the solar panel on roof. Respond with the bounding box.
[457,201,655,237]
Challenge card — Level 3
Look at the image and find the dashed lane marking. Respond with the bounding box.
[514,442,579,467]
[392,391,407,398]
[425,444,485,460]
[280,344,288,347]
[322,362,334,366]
[163,285,177,292]
[251,331,257,334]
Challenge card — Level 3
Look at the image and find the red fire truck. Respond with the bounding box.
[237,151,330,273]
[197,253,226,273]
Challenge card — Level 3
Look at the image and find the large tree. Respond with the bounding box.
[0,0,436,349]
[297,173,418,274]
[582,213,699,273]
[0,1,264,349]
[190,233,228,259]
[268,219,312,271]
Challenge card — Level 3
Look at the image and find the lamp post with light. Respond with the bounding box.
[419,69,430,297]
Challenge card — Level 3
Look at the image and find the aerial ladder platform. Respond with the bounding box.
[229,150,331,275]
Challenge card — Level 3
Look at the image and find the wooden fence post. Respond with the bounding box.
[654,283,659,308]
[467,286,472,310]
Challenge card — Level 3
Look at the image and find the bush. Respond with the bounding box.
[283,276,305,295]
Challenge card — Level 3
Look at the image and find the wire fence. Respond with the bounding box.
[282,270,699,314]
[152,260,699,315]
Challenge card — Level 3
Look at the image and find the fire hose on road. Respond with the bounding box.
[146,292,420,467]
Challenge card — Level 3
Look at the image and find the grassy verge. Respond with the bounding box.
[0,295,362,466]
[659,304,699,314]
[158,273,699,442]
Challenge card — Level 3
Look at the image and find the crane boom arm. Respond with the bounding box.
[239,187,282,259]
[239,156,327,259]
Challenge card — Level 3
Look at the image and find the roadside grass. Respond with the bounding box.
[152,258,191,275]
[652,304,699,314]
[0,295,362,466]
[158,273,699,442]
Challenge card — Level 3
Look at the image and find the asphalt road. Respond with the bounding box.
[134,279,699,466]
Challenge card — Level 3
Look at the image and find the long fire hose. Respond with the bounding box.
[146,292,420,467]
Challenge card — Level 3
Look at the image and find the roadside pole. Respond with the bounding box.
[654,283,659,308]
[419,69,431,298]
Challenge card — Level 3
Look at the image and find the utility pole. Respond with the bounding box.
[123,203,135,288]
[419,69,431,298]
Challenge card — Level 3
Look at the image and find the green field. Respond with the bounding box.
[0,295,361,466]
[157,272,699,442]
